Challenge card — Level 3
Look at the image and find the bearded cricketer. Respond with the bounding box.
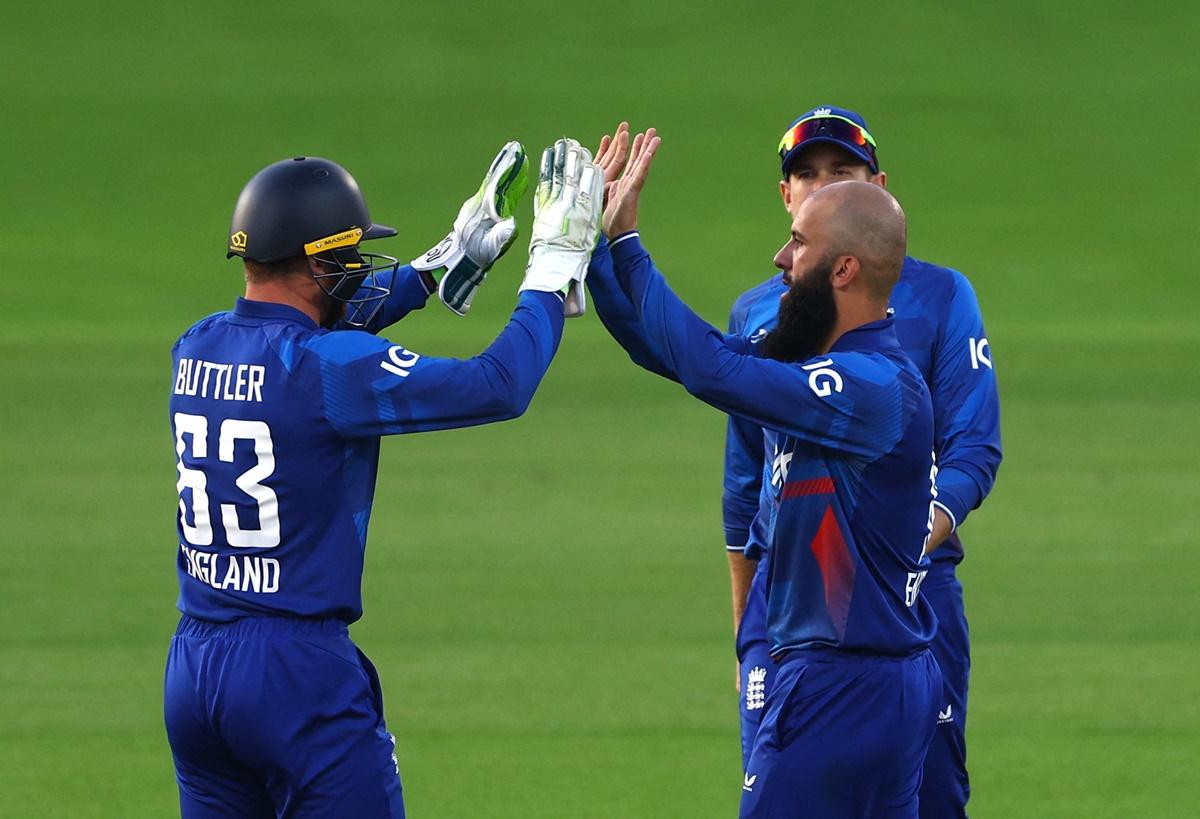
[588,129,942,818]
[724,107,1002,818]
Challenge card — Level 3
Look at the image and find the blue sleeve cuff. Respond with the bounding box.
[519,289,566,310]
[416,268,436,297]
[403,264,436,301]
[588,234,612,274]
[609,231,646,262]
[724,526,750,550]
[932,500,959,532]
[934,467,981,529]
[743,542,766,561]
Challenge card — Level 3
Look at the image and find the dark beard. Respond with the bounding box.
[759,259,837,362]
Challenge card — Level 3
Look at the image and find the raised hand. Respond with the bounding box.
[519,138,605,317]
[594,122,631,207]
[411,141,530,315]
[602,127,661,238]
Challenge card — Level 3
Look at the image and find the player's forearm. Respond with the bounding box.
[588,236,679,380]
[607,237,882,457]
[472,290,565,418]
[934,452,1000,528]
[723,414,766,549]
[924,506,955,554]
[588,235,638,323]
[728,551,758,635]
[353,265,435,334]
[930,275,1002,524]
[608,233,749,392]
[723,486,758,551]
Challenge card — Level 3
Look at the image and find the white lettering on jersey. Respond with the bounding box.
[968,337,992,370]
[801,358,844,397]
[905,570,928,607]
[174,358,265,402]
[179,544,281,594]
[175,413,212,546]
[174,414,280,549]
[218,420,280,549]
[381,346,421,378]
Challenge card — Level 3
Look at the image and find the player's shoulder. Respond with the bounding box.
[729,273,785,327]
[172,310,229,352]
[902,255,978,301]
[822,322,923,389]
[299,325,396,367]
[837,346,930,411]
[823,347,908,384]
[811,349,926,433]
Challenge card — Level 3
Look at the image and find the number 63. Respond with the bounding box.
[174,413,280,549]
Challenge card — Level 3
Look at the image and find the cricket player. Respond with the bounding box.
[724,107,1002,818]
[164,139,604,817]
[588,130,942,817]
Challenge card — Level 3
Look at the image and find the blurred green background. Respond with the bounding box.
[1,1,1197,816]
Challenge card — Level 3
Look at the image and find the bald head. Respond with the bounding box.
[803,181,907,300]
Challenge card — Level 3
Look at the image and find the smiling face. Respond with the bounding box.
[780,142,887,217]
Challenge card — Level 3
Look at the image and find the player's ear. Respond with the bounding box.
[873,171,888,190]
[832,255,858,289]
[779,179,791,211]
[306,256,329,277]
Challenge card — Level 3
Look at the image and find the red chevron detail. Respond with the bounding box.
[810,504,855,639]
[782,477,835,499]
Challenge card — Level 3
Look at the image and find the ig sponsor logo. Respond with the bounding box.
[801,358,843,397]
[381,346,421,378]
[968,337,992,370]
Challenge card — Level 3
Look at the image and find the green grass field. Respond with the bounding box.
[2,1,1198,816]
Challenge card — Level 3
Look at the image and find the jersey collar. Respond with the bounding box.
[829,317,900,354]
[229,297,318,329]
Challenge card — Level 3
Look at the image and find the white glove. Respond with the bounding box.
[411,141,529,316]
[519,138,604,317]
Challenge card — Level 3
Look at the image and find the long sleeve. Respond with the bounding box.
[606,234,905,460]
[304,290,564,437]
[928,271,1002,528]
[722,294,765,551]
[724,413,766,550]
[587,234,680,381]
[337,264,435,335]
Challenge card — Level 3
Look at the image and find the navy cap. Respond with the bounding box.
[778,106,879,176]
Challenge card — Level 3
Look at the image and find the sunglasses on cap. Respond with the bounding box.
[777,115,879,172]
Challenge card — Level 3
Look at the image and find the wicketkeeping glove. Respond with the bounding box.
[519,138,604,317]
[411,141,530,316]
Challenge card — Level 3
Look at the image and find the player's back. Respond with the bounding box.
[170,298,379,624]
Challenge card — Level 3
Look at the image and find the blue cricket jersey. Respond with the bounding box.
[169,265,564,623]
[589,234,937,655]
[723,257,1001,567]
